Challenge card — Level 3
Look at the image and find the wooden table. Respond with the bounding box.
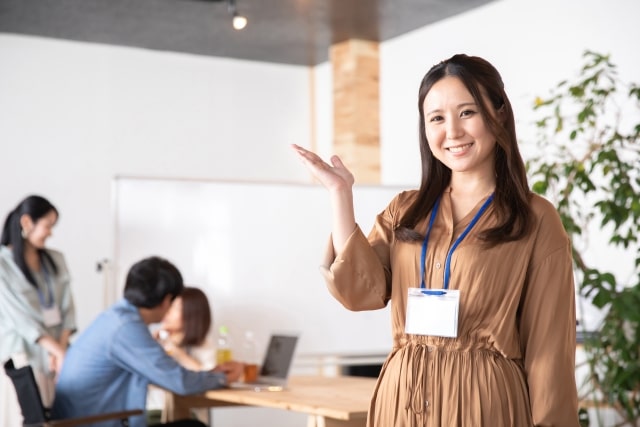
[170,375,377,427]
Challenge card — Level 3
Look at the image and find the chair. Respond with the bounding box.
[4,359,143,427]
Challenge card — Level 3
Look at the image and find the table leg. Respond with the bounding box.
[168,394,195,421]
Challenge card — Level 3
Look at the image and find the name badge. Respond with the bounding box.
[42,306,62,327]
[405,288,460,338]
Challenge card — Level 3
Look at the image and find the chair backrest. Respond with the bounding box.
[4,359,49,425]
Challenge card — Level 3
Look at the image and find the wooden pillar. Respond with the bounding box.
[330,39,380,184]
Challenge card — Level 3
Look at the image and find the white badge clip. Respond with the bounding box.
[42,305,62,327]
[405,288,460,338]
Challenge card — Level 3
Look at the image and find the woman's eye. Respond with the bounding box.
[461,110,476,117]
[429,115,443,122]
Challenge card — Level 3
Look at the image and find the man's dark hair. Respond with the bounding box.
[123,256,184,308]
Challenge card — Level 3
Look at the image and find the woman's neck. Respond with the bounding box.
[448,174,495,224]
[24,244,41,272]
[450,177,494,197]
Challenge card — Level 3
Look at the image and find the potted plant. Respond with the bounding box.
[526,51,640,426]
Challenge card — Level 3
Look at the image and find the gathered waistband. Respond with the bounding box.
[394,334,505,355]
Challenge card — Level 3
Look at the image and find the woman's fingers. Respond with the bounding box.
[330,155,346,170]
[292,144,327,168]
[292,144,338,171]
[292,144,332,175]
[291,144,354,190]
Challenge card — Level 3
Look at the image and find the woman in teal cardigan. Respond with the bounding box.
[0,195,77,425]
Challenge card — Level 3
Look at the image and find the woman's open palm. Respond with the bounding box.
[291,144,354,192]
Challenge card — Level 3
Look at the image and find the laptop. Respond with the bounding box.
[230,333,299,391]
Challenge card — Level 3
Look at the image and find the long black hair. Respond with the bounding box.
[394,54,532,245]
[1,195,59,287]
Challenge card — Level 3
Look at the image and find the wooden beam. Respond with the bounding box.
[330,39,380,184]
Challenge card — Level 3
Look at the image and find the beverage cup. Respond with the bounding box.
[243,363,258,383]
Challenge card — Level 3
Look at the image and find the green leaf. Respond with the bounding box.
[592,290,612,308]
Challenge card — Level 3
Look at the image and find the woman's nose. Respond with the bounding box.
[446,118,464,140]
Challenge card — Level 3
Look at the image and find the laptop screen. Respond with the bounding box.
[259,334,298,379]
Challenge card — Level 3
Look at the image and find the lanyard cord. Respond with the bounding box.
[35,259,55,308]
[420,198,440,288]
[420,193,494,290]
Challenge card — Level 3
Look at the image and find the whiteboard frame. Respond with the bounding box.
[112,176,410,357]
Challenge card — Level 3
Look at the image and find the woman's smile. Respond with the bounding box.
[447,142,474,154]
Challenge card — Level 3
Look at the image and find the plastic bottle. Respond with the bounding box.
[216,325,233,365]
[242,330,259,382]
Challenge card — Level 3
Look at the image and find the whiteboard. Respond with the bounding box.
[113,177,408,357]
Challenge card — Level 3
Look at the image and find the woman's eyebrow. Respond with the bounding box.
[425,101,477,116]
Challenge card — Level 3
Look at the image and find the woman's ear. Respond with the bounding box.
[19,214,34,237]
[497,103,507,124]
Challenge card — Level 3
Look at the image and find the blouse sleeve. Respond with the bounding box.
[519,204,579,426]
[319,194,400,311]
[189,337,217,371]
[111,321,226,394]
[0,270,48,344]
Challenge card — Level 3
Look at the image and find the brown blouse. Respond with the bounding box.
[321,189,579,427]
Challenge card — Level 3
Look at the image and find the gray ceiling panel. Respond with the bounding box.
[0,0,495,65]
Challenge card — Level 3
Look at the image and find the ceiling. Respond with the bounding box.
[0,0,495,66]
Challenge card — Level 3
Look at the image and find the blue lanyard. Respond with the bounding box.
[36,261,55,308]
[420,193,494,290]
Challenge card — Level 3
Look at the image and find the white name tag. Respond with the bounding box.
[42,306,62,327]
[405,288,460,338]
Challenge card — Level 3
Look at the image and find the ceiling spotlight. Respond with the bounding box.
[227,0,247,30]
[232,13,247,30]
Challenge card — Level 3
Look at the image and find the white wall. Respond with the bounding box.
[0,34,312,330]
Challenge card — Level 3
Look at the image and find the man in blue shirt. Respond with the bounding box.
[53,256,243,427]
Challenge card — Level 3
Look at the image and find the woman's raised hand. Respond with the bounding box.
[291,144,354,193]
[291,144,357,252]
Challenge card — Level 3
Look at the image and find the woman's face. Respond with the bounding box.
[162,296,184,333]
[23,210,57,249]
[422,76,498,178]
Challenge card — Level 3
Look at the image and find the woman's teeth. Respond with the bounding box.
[448,143,473,153]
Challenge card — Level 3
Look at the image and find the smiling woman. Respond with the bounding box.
[291,53,580,427]
[0,195,77,427]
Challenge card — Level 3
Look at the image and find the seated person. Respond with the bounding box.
[156,286,216,371]
[148,286,216,423]
[52,256,243,427]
